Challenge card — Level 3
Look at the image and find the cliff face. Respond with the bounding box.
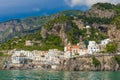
[0,3,117,44]
[1,55,120,71]
[0,56,11,69]
[108,25,120,41]
[58,55,120,71]
[41,22,71,45]
[0,16,51,43]
[0,3,120,51]
[86,3,116,18]
[87,6,116,18]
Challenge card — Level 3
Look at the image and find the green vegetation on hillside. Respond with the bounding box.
[83,27,108,43]
[0,14,109,51]
[66,22,81,44]
[60,10,82,16]
[113,4,120,15]
[0,3,120,52]
[105,42,118,53]
[92,56,101,67]
[42,35,64,51]
[0,52,10,57]
[23,16,51,26]
[78,15,112,24]
[113,15,120,29]
[93,3,115,10]
[0,33,64,51]
[44,15,81,44]
[44,15,71,30]
[114,56,120,65]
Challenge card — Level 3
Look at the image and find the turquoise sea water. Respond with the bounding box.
[0,70,120,80]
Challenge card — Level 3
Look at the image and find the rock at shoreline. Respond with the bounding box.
[57,55,120,71]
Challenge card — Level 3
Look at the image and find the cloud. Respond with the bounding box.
[65,0,120,7]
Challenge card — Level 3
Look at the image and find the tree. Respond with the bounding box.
[92,56,100,67]
[114,56,120,65]
[113,16,120,29]
[105,42,118,53]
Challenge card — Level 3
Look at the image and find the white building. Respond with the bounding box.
[79,49,89,55]
[11,50,34,64]
[64,44,80,58]
[88,41,100,54]
[25,40,33,46]
[101,39,111,45]
[64,51,71,58]
[85,25,91,29]
[32,50,42,63]
[32,50,48,64]
[47,49,60,64]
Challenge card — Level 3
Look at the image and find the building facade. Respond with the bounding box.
[11,50,34,64]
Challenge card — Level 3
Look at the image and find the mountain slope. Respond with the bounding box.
[0,3,120,51]
[0,16,51,43]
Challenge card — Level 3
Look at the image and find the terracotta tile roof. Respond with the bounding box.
[66,45,80,51]
[72,45,80,49]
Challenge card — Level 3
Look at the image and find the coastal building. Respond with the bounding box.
[79,49,89,55]
[8,50,14,54]
[12,53,27,64]
[84,25,91,29]
[31,49,61,65]
[88,41,100,54]
[33,51,48,64]
[25,40,33,46]
[64,51,71,58]
[11,39,111,64]
[78,40,88,55]
[64,42,85,57]
[64,41,89,58]
[32,50,42,64]
[101,38,111,46]
[47,49,61,64]
[11,50,34,64]
[64,43,80,58]
[99,38,111,51]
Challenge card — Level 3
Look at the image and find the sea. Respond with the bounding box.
[0,70,120,80]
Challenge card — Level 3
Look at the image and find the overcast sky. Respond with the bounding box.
[0,0,119,22]
[65,0,120,7]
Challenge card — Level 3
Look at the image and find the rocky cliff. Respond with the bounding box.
[57,55,120,71]
[0,16,52,43]
[0,3,120,51]
[0,56,11,69]
[1,55,120,71]
[86,3,116,18]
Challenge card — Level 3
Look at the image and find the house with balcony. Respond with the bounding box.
[88,41,100,54]
[88,39,111,54]
[47,49,61,64]
[64,44,80,58]
[64,42,89,58]
[33,50,48,64]
[11,50,34,64]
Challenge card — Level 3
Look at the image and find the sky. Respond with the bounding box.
[0,0,120,22]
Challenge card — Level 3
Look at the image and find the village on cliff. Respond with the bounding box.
[3,29,113,70]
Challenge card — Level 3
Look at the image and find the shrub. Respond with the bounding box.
[105,42,118,53]
[92,56,100,67]
[114,56,120,65]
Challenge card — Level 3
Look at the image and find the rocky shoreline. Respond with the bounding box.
[1,54,120,71]
[57,54,120,71]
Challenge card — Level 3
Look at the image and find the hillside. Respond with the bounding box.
[0,3,120,51]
